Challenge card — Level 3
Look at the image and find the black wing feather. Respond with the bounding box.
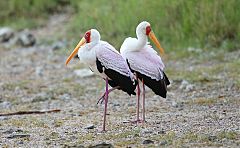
[96,58,137,95]
[127,59,170,98]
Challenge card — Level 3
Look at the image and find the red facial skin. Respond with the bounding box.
[146,26,151,36]
[84,31,91,43]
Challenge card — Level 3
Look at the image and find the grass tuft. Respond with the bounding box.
[1,0,239,51]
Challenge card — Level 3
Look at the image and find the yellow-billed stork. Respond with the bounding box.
[65,29,137,131]
[120,21,170,123]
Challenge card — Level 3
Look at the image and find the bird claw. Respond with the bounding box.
[131,120,145,124]
[126,119,146,124]
[97,127,107,133]
[97,93,106,104]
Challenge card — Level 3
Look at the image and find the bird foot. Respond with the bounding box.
[97,93,106,104]
[127,119,146,124]
[97,127,107,133]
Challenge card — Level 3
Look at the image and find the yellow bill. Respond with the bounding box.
[149,31,165,55]
[65,37,86,66]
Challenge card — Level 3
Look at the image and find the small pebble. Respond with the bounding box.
[208,135,217,142]
[122,120,130,123]
[18,30,36,47]
[35,66,44,77]
[0,27,14,42]
[179,80,195,92]
[84,124,95,129]
[158,129,166,134]
[89,142,114,148]
[142,129,153,134]
[3,128,23,134]
[51,40,67,50]
[159,140,167,145]
[18,141,24,145]
[6,134,30,139]
[59,93,71,100]
[142,139,154,144]
[0,101,11,109]
[74,69,94,78]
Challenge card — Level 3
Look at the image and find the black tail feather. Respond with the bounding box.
[163,71,170,86]
[137,72,168,98]
[105,69,137,95]
[96,58,137,95]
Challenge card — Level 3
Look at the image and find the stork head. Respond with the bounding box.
[85,29,101,43]
[136,21,164,55]
[65,29,101,65]
[136,21,151,35]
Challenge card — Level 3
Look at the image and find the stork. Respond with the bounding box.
[120,21,170,123]
[65,29,137,131]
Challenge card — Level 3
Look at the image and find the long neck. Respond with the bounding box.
[136,31,148,49]
[88,40,99,49]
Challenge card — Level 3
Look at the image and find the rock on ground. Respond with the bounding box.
[0,27,14,42]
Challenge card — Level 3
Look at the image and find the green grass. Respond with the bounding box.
[67,0,240,51]
[166,50,240,84]
[174,131,238,147]
[152,131,239,147]
[1,0,239,51]
[2,80,31,91]
[217,131,238,140]
[187,97,218,106]
[0,0,67,29]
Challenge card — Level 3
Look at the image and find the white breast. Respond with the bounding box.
[120,37,138,54]
[78,44,96,65]
[77,43,107,78]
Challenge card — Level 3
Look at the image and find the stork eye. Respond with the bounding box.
[146,26,151,35]
[84,31,91,43]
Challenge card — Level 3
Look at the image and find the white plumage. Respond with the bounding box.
[120,22,165,81]
[120,21,170,123]
[76,29,135,81]
[65,29,137,131]
[121,45,165,80]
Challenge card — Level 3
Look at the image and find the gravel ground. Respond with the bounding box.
[0,15,239,147]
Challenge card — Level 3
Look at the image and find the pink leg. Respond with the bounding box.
[136,76,140,122]
[97,86,120,104]
[102,78,109,131]
[142,79,146,123]
[128,73,142,124]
